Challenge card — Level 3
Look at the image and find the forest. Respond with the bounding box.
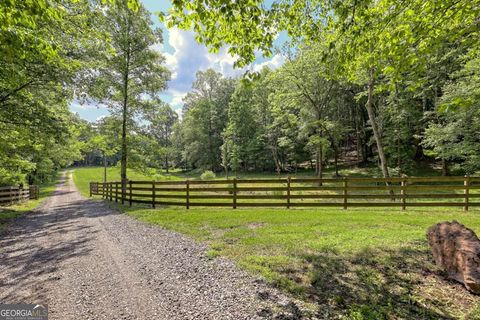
[1,0,479,186]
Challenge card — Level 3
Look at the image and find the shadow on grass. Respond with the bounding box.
[250,243,477,319]
[293,244,464,319]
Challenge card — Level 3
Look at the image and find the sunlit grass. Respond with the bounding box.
[72,166,187,197]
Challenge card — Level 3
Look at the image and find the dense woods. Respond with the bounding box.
[1,0,479,186]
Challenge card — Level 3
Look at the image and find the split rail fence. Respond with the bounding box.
[90,176,480,211]
[0,185,39,205]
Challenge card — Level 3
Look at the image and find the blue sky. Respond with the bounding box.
[71,0,287,122]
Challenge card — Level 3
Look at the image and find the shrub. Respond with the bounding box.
[201,170,216,180]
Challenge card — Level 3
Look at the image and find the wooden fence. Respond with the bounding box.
[0,185,39,205]
[90,176,480,211]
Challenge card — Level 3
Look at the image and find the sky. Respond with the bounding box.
[71,0,287,122]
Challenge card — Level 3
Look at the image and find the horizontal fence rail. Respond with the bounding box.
[90,176,480,210]
[0,185,39,205]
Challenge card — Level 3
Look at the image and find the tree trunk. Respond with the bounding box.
[271,147,282,174]
[354,105,364,164]
[333,144,339,177]
[103,152,107,183]
[316,147,323,186]
[165,155,169,173]
[319,147,324,184]
[365,69,390,180]
[121,46,130,199]
[397,138,402,174]
[441,158,448,176]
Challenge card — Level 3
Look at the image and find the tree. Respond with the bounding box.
[144,101,179,173]
[178,69,236,171]
[222,80,258,174]
[0,0,110,185]
[88,1,169,196]
[423,52,480,174]
[268,46,351,178]
[85,116,121,182]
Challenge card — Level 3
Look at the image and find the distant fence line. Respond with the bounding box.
[0,185,39,205]
[89,176,480,211]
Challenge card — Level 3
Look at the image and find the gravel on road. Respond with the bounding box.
[0,172,310,319]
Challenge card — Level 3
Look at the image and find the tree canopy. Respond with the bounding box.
[2,0,480,187]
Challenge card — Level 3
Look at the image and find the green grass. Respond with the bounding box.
[72,166,185,197]
[0,172,60,231]
[118,206,480,319]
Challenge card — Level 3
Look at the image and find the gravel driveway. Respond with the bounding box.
[0,172,307,319]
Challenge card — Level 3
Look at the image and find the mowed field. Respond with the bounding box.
[73,167,480,319]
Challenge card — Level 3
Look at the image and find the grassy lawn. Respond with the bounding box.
[72,166,184,197]
[121,206,480,319]
[0,172,61,231]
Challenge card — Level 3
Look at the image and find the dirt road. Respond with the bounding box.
[0,172,304,319]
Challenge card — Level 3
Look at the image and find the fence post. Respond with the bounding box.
[109,183,113,201]
[9,187,13,205]
[121,181,125,205]
[129,181,133,207]
[186,180,190,209]
[287,176,291,209]
[90,182,92,197]
[464,175,470,212]
[103,183,106,199]
[233,178,237,209]
[401,177,407,211]
[152,181,156,209]
[343,177,348,210]
[115,182,118,203]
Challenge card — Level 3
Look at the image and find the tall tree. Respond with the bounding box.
[145,101,178,173]
[423,52,480,174]
[0,0,108,184]
[89,1,169,195]
[179,69,236,171]
[268,46,350,178]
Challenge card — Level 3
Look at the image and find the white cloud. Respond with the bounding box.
[164,52,178,79]
[157,27,286,110]
[162,28,211,94]
[252,54,286,72]
[170,90,187,109]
